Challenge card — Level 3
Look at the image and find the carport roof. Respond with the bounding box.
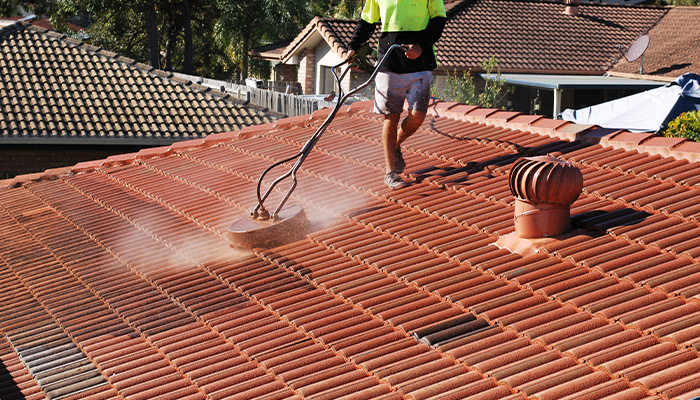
[483,74,668,90]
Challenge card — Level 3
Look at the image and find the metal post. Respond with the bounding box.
[553,88,562,118]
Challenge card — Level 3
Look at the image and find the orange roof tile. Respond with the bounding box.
[2,100,700,399]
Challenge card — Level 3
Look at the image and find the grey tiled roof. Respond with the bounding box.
[0,21,276,144]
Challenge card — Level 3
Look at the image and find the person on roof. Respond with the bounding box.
[346,0,447,189]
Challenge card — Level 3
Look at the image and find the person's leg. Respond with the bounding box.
[397,109,427,147]
[383,113,401,173]
[398,71,433,147]
[374,71,407,185]
[382,113,407,189]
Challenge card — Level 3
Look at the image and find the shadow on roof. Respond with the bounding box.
[0,359,23,398]
[653,63,693,75]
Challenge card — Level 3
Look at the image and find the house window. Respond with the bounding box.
[320,66,335,95]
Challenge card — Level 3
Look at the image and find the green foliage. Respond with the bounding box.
[329,0,363,19]
[14,0,367,81]
[663,110,700,142]
[662,0,700,5]
[215,0,353,79]
[434,57,513,109]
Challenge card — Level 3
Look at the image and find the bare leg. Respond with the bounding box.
[383,114,401,172]
[397,109,427,147]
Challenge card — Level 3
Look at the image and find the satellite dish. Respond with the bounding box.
[625,35,649,62]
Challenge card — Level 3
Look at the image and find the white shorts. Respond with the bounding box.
[374,71,433,115]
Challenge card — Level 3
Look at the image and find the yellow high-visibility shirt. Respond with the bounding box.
[361,0,447,32]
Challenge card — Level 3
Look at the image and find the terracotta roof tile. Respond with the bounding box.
[609,7,700,79]
[0,22,275,144]
[7,100,700,399]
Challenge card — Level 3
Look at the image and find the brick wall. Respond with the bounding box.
[279,64,298,83]
[299,48,315,95]
[0,144,152,179]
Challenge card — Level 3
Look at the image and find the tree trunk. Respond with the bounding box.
[145,2,160,69]
[182,0,193,74]
[164,21,177,71]
[242,32,249,80]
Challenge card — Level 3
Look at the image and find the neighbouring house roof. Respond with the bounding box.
[278,0,466,64]
[280,17,368,64]
[608,7,700,79]
[3,98,700,399]
[0,21,277,145]
[441,0,667,73]
[1,15,84,32]
[1,16,51,30]
[276,0,668,75]
[486,74,665,91]
[249,39,293,61]
[489,73,666,117]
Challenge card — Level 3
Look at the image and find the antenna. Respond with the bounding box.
[617,35,649,74]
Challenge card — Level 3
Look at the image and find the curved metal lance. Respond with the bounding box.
[228,43,406,248]
[251,43,406,221]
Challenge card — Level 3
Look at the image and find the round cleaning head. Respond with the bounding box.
[228,204,309,249]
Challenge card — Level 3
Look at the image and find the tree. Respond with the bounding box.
[434,57,514,109]
[51,0,205,74]
[311,0,363,19]
[662,0,700,4]
[215,0,314,80]
[16,0,363,81]
[214,0,362,80]
[663,110,700,141]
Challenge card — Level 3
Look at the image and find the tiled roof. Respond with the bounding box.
[281,17,366,63]
[249,39,293,60]
[4,100,700,400]
[440,0,667,73]
[280,0,668,74]
[2,16,53,30]
[0,21,276,144]
[608,7,700,79]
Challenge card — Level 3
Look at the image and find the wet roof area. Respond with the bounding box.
[2,100,700,399]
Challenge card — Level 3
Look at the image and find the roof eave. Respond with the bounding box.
[281,17,353,65]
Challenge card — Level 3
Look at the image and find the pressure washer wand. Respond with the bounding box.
[252,44,406,220]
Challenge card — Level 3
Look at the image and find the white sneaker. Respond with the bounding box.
[384,171,407,190]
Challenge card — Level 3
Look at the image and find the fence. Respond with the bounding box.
[173,73,339,118]
[248,89,338,117]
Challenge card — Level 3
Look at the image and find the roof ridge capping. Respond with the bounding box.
[1,133,227,189]
[499,0,668,8]
[0,102,365,189]
[427,100,700,163]
[0,19,30,35]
